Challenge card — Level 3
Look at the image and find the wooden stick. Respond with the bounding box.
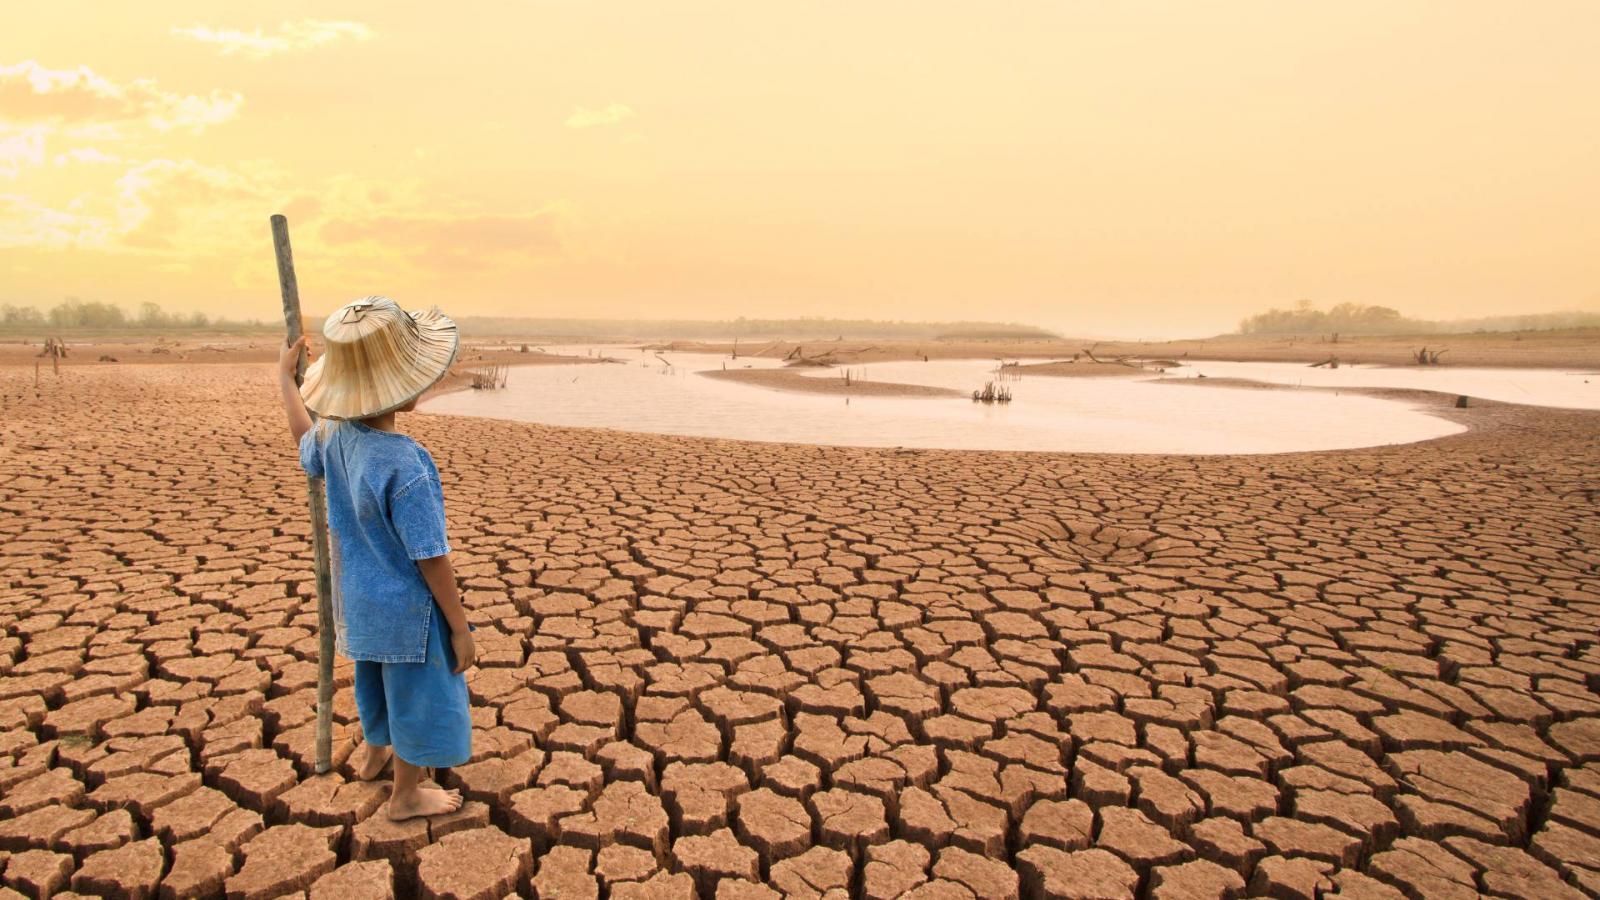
[272,214,337,775]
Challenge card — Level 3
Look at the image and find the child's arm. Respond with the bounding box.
[417,554,476,674]
[277,336,314,443]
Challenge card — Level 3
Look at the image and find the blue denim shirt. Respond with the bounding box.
[299,421,450,663]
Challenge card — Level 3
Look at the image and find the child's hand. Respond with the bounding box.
[278,336,309,380]
[450,628,476,674]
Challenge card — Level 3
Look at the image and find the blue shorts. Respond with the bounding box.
[353,607,472,768]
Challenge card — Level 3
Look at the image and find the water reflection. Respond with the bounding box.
[1172,360,1598,410]
[423,350,1471,455]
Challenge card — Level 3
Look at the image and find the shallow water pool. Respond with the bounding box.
[423,349,1469,454]
[1172,360,1600,410]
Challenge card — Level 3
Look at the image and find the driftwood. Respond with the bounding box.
[1309,357,1340,369]
[1081,347,1144,369]
[779,343,845,367]
[38,337,66,375]
[1414,347,1448,365]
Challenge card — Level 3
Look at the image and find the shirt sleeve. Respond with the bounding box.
[390,471,451,560]
[298,427,324,479]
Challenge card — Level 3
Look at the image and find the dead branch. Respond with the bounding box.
[1081,347,1143,368]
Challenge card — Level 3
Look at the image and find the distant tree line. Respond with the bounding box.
[0,299,268,332]
[1239,300,1600,335]
[1239,301,1413,335]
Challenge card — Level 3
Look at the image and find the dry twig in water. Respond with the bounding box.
[468,364,508,389]
[972,381,1013,403]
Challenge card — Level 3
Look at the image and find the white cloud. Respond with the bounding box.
[0,144,575,283]
[0,61,122,100]
[171,20,375,59]
[0,61,241,179]
[0,126,48,178]
[0,60,243,135]
[113,158,279,250]
[141,85,243,133]
[565,103,634,129]
[62,122,125,142]
[53,146,120,167]
[0,193,114,248]
[0,156,280,252]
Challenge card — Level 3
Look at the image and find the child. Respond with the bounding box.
[275,296,475,821]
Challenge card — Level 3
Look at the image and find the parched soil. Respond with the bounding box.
[0,336,600,370]
[3,363,1600,899]
[699,368,964,398]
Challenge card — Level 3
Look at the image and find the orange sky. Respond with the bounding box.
[4,2,1598,337]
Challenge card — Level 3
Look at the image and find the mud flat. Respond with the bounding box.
[1166,360,1600,411]
[648,330,1600,369]
[1000,359,1156,377]
[14,329,1592,371]
[1093,331,1600,369]
[700,368,963,398]
[3,361,1600,898]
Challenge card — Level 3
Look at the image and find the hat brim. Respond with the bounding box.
[300,307,460,421]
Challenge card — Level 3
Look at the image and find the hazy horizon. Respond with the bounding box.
[5,2,1599,338]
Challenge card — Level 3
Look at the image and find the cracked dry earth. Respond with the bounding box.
[3,363,1600,900]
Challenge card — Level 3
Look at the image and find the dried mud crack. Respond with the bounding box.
[2,363,1599,899]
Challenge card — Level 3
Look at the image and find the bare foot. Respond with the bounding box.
[355,743,392,781]
[387,786,462,821]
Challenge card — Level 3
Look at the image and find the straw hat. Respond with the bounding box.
[300,296,459,420]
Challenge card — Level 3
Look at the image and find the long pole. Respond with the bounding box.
[271,214,336,775]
